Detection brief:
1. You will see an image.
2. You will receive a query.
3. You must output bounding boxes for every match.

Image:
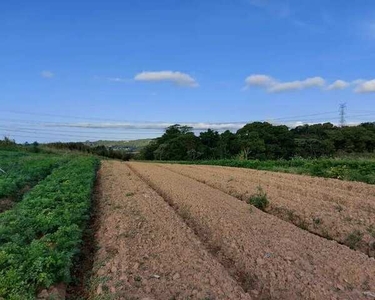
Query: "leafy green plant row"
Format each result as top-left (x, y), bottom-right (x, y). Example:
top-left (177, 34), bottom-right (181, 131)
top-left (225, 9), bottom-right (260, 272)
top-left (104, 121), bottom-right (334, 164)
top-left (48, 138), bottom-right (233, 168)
top-left (0, 156), bottom-right (99, 299)
top-left (0, 152), bottom-right (67, 199)
top-left (164, 158), bottom-right (375, 184)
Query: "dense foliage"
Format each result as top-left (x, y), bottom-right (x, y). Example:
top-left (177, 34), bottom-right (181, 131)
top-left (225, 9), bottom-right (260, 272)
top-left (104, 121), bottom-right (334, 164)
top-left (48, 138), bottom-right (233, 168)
top-left (170, 157), bottom-right (375, 184)
top-left (0, 156), bottom-right (99, 299)
top-left (0, 150), bottom-right (66, 199)
top-left (140, 122), bottom-right (375, 161)
top-left (84, 138), bottom-right (152, 150)
top-left (47, 142), bottom-right (134, 160)
top-left (0, 137), bottom-right (40, 153)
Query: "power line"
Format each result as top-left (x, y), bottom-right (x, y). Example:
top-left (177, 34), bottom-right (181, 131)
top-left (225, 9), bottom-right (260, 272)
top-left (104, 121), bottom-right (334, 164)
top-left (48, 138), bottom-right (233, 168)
top-left (0, 109), bottom-right (348, 125)
top-left (0, 128), bottom-right (154, 140)
top-left (270, 111), bottom-right (338, 121)
top-left (1, 133), bottom-right (142, 142)
top-left (0, 126), bottom-right (162, 135)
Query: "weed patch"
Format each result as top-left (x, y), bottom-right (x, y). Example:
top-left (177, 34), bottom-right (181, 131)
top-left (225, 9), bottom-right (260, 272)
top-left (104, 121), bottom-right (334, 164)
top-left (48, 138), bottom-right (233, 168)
top-left (344, 230), bottom-right (363, 249)
top-left (248, 186), bottom-right (269, 211)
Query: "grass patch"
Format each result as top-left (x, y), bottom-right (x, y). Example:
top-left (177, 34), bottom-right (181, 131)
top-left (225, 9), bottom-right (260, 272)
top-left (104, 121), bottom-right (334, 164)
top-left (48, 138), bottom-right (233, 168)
top-left (367, 225), bottom-right (375, 238)
top-left (313, 217), bottom-right (322, 225)
top-left (247, 186), bottom-right (269, 211)
top-left (344, 230), bottom-right (364, 249)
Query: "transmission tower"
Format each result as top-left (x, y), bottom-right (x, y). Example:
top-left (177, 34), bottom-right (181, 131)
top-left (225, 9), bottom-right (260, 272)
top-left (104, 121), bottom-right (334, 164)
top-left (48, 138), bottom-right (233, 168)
top-left (339, 103), bottom-right (346, 127)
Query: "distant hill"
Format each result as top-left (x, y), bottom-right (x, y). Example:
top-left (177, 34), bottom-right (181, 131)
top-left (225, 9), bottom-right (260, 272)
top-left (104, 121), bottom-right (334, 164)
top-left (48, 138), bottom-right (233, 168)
top-left (85, 139), bottom-right (153, 152)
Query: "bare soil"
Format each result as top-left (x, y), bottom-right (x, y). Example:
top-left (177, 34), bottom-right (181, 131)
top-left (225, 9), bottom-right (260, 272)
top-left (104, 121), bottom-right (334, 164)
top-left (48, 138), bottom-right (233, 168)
top-left (158, 163), bottom-right (375, 256)
top-left (90, 161), bottom-right (251, 299)
top-left (128, 162), bottom-right (375, 300)
top-left (0, 198), bottom-right (14, 213)
top-left (0, 185), bottom-right (31, 213)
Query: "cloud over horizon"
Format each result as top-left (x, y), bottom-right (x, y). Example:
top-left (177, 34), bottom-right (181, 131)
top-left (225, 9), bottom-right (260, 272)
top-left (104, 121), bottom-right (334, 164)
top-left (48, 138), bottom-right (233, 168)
top-left (245, 74), bottom-right (325, 93)
top-left (355, 79), bottom-right (375, 93)
top-left (326, 80), bottom-right (350, 90)
top-left (134, 71), bottom-right (198, 87)
top-left (245, 74), bottom-right (375, 93)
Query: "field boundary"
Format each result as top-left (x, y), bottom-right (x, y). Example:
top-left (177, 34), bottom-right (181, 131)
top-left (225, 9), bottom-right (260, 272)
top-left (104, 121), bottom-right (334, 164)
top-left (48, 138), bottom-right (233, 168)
top-left (147, 158), bottom-right (375, 185)
top-left (66, 167), bottom-right (102, 299)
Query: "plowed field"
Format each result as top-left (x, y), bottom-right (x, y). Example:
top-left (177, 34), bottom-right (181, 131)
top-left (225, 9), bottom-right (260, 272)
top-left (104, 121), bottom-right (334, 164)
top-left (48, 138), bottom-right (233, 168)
top-left (158, 163), bottom-right (375, 256)
top-left (89, 161), bottom-right (375, 300)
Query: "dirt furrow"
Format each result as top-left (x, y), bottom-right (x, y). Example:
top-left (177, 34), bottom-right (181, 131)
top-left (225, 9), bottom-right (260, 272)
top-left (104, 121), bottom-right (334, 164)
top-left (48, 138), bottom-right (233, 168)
top-left (91, 161), bottom-right (251, 300)
top-left (199, 164), bottom-right (375, 199)
top-left (129, 162), bottom-right (375, 300)
top-left (189, 165), bottom-right (375, 210)
top-left (159, 163), bottom-right (375, 256)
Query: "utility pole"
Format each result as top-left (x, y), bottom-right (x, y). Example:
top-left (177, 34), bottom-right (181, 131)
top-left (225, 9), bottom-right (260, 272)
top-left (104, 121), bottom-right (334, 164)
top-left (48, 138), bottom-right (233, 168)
top-left (339, 103), bottom-right (346, 127)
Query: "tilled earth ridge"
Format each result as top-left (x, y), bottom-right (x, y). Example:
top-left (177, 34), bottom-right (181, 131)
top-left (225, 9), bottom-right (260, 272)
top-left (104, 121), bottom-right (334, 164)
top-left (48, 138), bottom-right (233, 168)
top-left (128, 162), bottom-right (375, 300)
top-left (159, 163), bottom-right (375, 256)
top-left (91, 161), bottom-right (251, 300)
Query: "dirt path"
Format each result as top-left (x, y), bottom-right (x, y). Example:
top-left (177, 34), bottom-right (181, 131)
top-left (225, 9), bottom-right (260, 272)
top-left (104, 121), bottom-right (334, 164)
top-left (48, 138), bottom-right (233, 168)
top-left (158, 163), bottom-right (375, 256)
top-left (91, 161), bottom-right (251, 299)
top-left (129, 162), bottom-right (375, 300)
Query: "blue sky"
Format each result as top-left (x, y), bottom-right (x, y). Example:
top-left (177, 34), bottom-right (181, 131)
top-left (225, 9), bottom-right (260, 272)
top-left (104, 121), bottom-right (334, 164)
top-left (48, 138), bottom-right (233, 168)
top-left (1, 0), bottom-right (375, 142)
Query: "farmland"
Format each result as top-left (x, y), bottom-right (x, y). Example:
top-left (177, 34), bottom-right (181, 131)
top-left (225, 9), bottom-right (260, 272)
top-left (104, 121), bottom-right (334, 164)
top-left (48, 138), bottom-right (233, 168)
top-left (1, 149), bottom-right (375, 299)
top-left (169, 157), bottom-right (375, 184)
top-left (0, 149), bottom-right (98, 299)
top-left (0, 150), bottom-right (67, 212)
top-left (158, 163), bottom-right (375, 256)
top-left (87, 161), bottom-right (375, 300)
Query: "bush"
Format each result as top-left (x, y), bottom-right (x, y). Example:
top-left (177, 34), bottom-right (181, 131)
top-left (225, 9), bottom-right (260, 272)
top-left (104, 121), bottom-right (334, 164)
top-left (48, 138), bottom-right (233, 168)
top-left (248, 186), bottom-right (269, 211)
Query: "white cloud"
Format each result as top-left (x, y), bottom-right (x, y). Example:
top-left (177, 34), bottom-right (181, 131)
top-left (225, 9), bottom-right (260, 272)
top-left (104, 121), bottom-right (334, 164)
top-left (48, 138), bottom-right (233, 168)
top-left (327, 80), bottom-right (350, 90)
top-left (269, 77), bottom-right (325, 93)
top-left (134, 71), bottom-right (198, 87)
top-left (245, 74), bottom-right (275, 87)
top-left (245, 74), bottom-right (325, 93)
top-left (355, 79), bottom-right (375, 93)
top-left (41, 70), bottom-right (54, 78)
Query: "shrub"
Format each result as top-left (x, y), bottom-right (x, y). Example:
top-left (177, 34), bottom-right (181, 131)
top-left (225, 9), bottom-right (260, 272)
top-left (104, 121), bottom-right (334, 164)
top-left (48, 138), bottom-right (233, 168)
top-left (248, 186), bottom-right (269, 211)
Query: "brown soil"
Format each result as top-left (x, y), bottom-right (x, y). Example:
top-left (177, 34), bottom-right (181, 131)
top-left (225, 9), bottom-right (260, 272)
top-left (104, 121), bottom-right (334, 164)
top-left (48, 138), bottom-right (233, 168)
top-left (90, 161), bottom-right (251, 299)
top-left (158, 163), bottom-right (375, 256)
top-left (0, 185), bottom-right (31, 213)
top-left (128, 162), bottom-right (375, 300)
top-left (0, 198), bottom-right (14, 213)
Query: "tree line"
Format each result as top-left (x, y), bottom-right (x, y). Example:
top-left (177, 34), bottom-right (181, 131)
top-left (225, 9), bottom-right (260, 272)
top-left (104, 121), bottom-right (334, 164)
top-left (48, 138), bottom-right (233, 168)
top-left (140, 122), bottom-right (375, 161)
top-left (46, 142), bottom-right (134, 160)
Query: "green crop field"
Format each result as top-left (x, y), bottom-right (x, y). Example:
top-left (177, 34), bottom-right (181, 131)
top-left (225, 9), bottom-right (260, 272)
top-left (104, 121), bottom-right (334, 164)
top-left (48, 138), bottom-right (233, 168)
top-left (0, 150), bottom-right (67, 204)
top-left (0, 149), bottom-right (99, 299)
